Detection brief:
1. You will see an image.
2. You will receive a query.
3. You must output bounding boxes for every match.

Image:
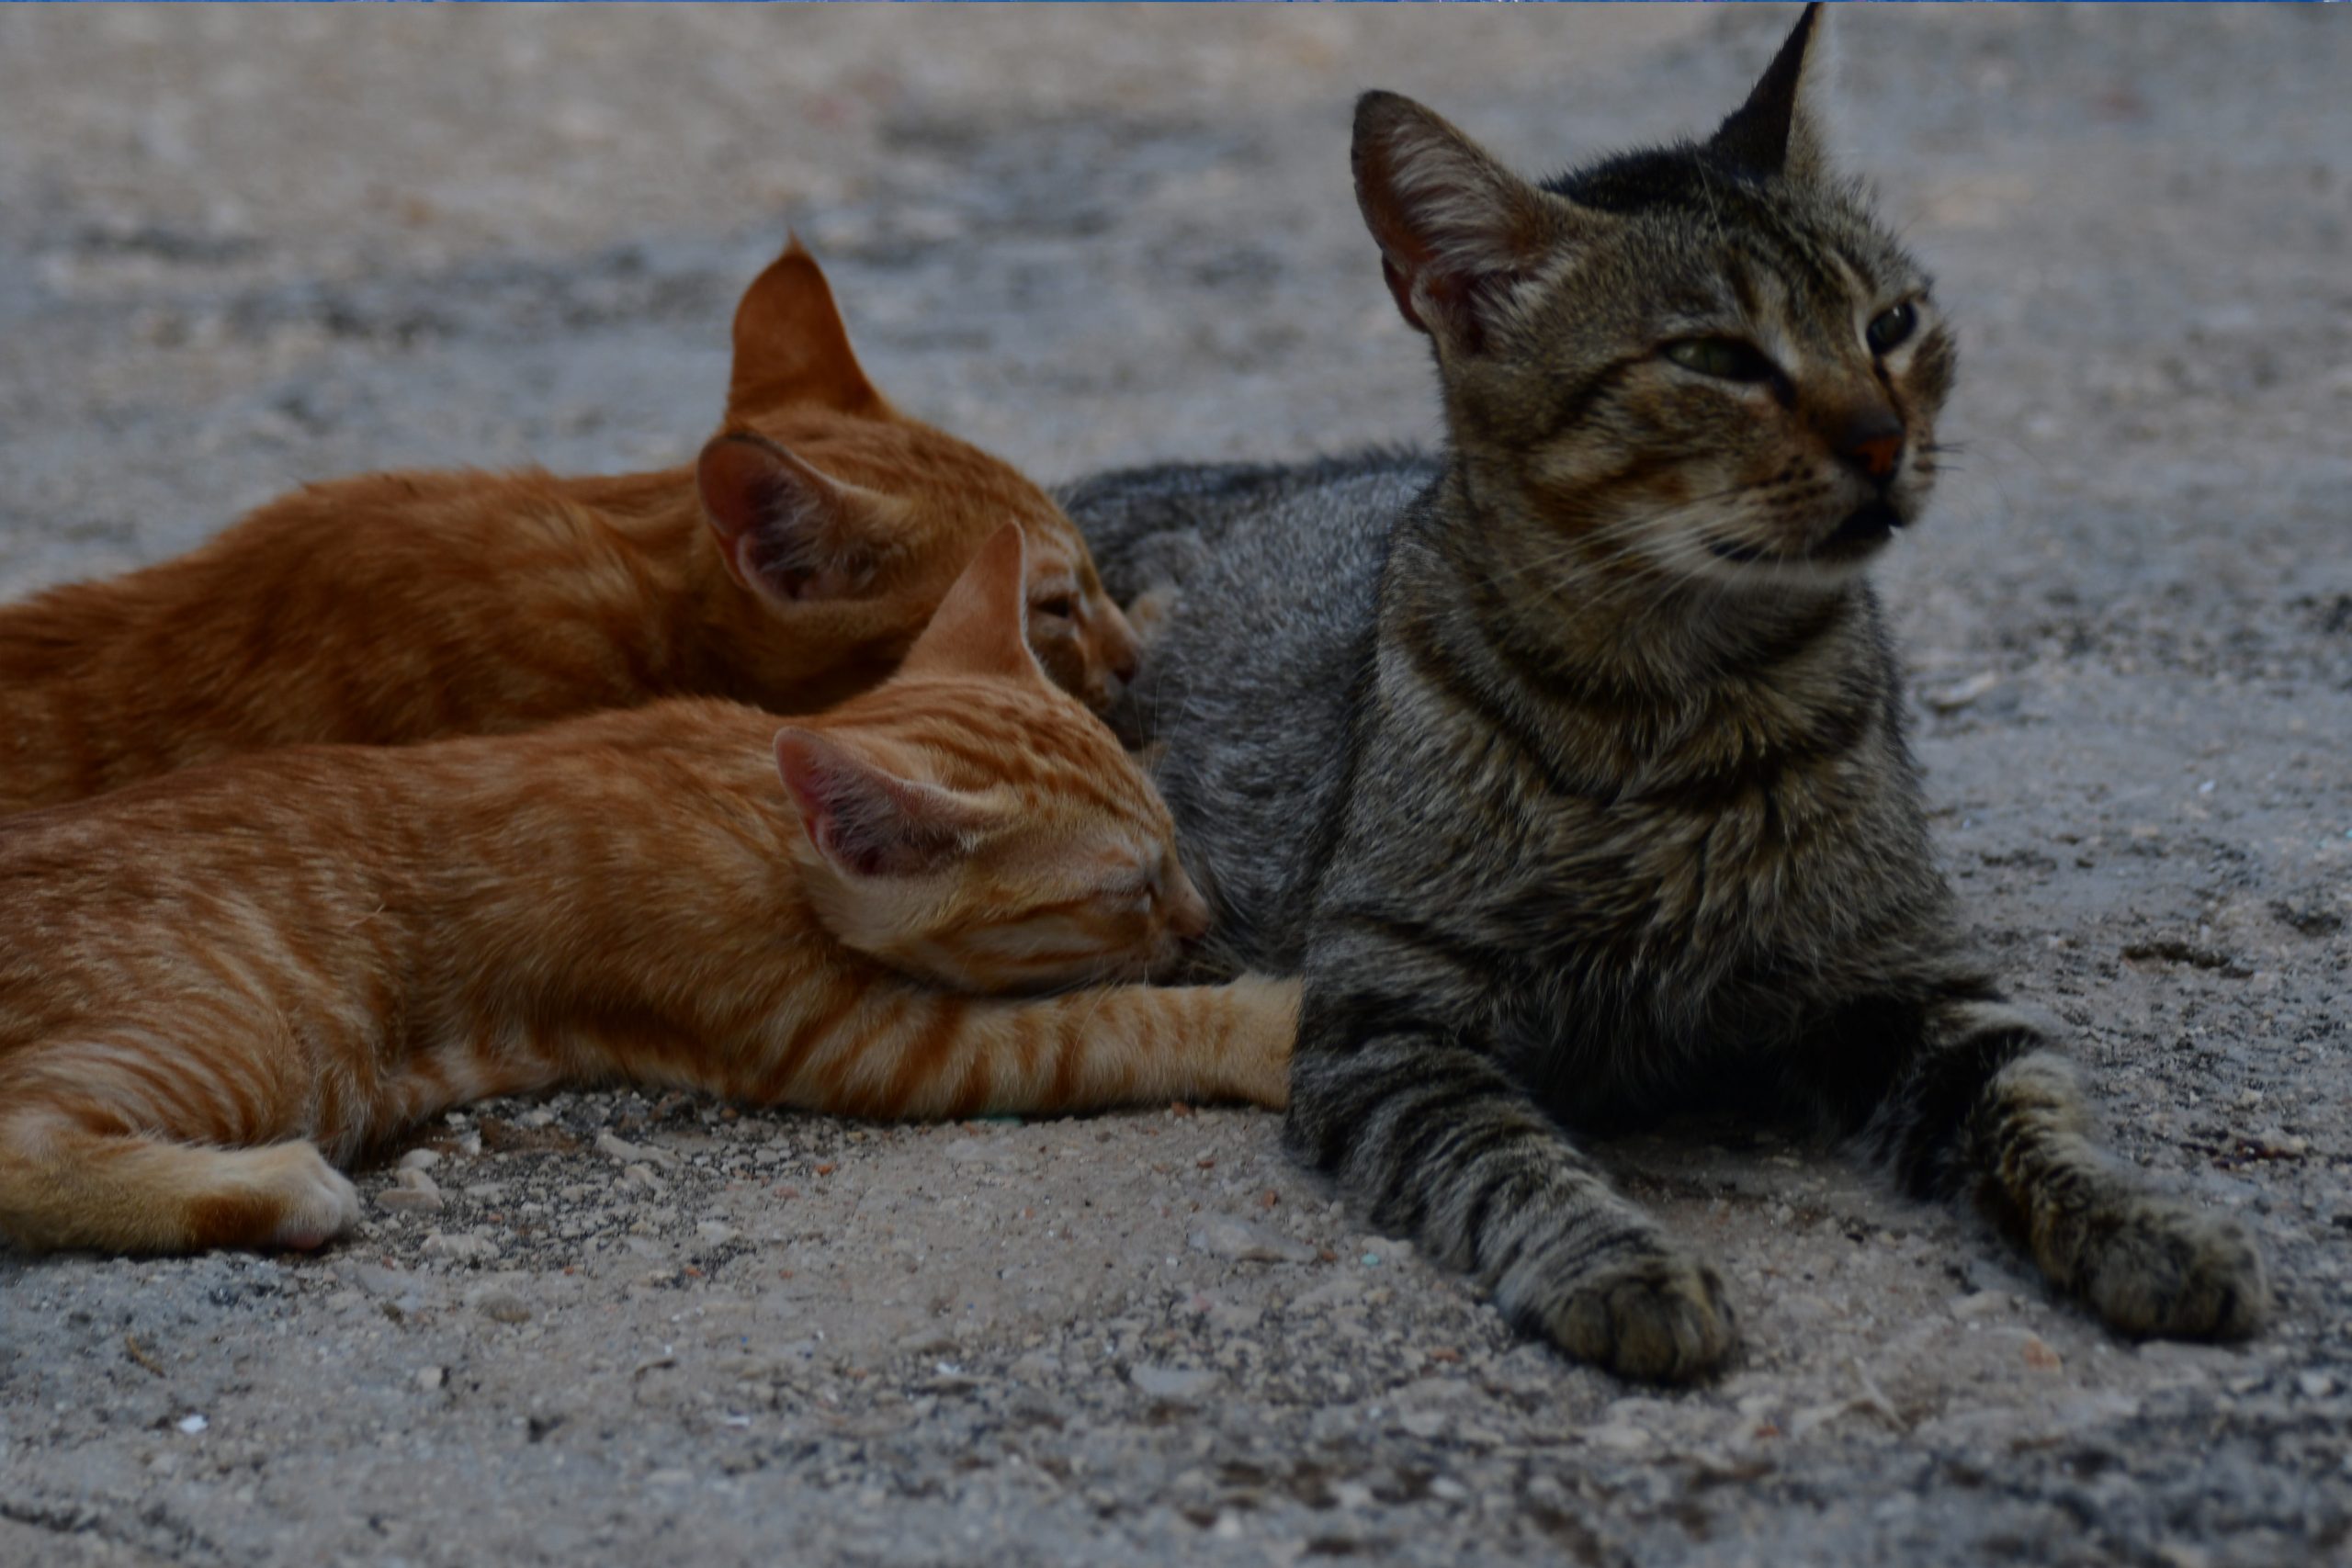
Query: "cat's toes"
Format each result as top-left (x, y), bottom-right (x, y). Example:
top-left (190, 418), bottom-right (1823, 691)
top-left (1537, 1249), bottom-right (1738, 1384)
top-left (255, 1144), bottom-right (362, 1252)
top-left (2075, 1194), bottom-right (2267, 1341)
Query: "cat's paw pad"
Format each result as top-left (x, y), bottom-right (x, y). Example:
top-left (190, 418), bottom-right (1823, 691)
top-left (1540, 1250), bottom-right (1737, 1384)
top-left (2077, 1194), bottom-right (2267, 1341)
top-left (254, 1144), bottom-right (362, 1252)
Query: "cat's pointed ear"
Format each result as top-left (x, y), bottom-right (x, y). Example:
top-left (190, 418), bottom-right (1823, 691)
top-left (896, 524), bottom-right (1041, 685)
top-left (696, 431), bottom-right (904, 604)
top-left (727, 238), bottom-right (889, 421)
top-left (1708, 3), bottom-right (1835, 184)
top-left (1353, 91), bottom-right (1583, 355)
top-left (774, 728), bottom-right (1001, 878)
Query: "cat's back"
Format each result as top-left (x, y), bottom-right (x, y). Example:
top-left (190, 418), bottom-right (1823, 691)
top-left (0, 697), bottom-right (788, 1039)
top-left (1063, 451), bottom-right (1441, 972)
top-left (1063, 449), bottom-right (1434, 606)
top-left (0, 469), bottom-right (688, 815)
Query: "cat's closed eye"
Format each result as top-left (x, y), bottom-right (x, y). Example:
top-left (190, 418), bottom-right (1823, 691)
top-left (1032, 593), bottom-right (1079, 622)
top-left (1662, 337), bottom-right (1781, 385)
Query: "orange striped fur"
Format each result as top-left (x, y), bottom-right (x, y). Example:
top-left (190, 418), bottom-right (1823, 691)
top-left (0, 242), bottom-right (1138, 816)
top-left (0, 527), bottom-right (1293, 1255)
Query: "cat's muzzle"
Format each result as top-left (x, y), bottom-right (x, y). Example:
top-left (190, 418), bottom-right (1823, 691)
top-left (1813, 498), bottom-right (1905, 561)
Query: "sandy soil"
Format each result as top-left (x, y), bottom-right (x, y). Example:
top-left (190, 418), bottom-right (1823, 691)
top-left (1, 6), bottom-right (2346, 1565)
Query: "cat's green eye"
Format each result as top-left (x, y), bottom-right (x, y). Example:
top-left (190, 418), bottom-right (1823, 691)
top-left (1663, 337), bottom-right (1779, 384)
top-left (1866, 301), bottom-right (1918, 355)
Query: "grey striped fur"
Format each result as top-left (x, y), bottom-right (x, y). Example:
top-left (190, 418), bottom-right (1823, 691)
top-left (1067, 6), bottom-right (2264, 1382)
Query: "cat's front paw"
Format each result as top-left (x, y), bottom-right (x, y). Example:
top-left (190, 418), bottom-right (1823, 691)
top-left (1224, 974), bottom-right (1300, 1111)
top-left (1536, 1249), bottom-right (1738, 1384)
top-left (254, 1143), bottom-right (363, 1252)
top-left (2072, 1192), bottom-right (2267, 1342)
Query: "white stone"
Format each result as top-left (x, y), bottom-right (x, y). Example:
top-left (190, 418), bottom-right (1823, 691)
top-left (1186, 1216), bottom-right (1316, 1264)
top-left (1128, 1364), bottom-right (1220, 1401)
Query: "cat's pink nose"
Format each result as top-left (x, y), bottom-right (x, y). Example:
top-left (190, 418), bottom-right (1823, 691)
top-left (1834, 410), bottom-right (1905, 481)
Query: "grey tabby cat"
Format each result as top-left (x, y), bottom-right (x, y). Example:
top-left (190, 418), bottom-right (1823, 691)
top-left (1066, 6), bottom-right (2266, 1382)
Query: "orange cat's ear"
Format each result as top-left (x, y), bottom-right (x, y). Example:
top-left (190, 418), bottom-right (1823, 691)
top-left (896, 524), bottom-right (1041, 685)
top-left (774, 728), bottom-right (1001, 878)
top-left (728, 239), bottom-right (888, 421)
top-left (696, 431), bottom-right (903, 604)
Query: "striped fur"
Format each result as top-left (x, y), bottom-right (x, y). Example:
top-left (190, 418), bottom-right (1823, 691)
top-left (0, 527), bottom-right (1294, 1256)
top-left (0, 242), bottom-right (1138, 817)
top-left (1069, 6), bottom-right (2262, 1382)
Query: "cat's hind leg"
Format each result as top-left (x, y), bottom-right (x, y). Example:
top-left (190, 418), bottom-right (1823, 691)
top-left (1823, 985), bottom-right (2267, 1340)
top-left (0, 1105), bottom-right (360, 1255)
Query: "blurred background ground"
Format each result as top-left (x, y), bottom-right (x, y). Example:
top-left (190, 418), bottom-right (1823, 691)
top-left (1, 6), bottom-right (2346, 1565)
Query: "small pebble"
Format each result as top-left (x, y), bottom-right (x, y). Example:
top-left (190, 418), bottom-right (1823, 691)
top-left (1186, 1216), bottom-right (1315, 1264)
top-left (423, 1231), bottom-right (497, 1262)
top-left (1129, 1364), bottom-right (1220, 1402)
top-left (2019, 1334), bottom-right (2064, 1371)
top-left (377, 1169), bottom-right (444, 1214)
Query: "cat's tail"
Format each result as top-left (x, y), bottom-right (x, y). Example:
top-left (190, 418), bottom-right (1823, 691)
top-left (739, 973), bottom-right (1302, 1119)
top-left (0, 1105), bottom-right (360, 1255)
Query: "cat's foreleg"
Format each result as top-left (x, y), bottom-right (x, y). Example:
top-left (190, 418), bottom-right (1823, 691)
top-left (746, 974), bottom-right (1298, 1119)
top-left (1286, 999), bottom-right (1735, 1383)
top-left (1842, 985), bottom-right (2267, 1340)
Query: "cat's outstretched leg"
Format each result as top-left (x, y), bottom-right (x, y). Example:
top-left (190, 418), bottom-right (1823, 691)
top-left (0, 1107), bottom-right (360, 1255)
top-left (737, 974), bottom-right (1300, 1120)
top-left (1288, 1021), bottom-right (1735, 1385)
top-left (1832, 984), bottom-right (2267, 1340)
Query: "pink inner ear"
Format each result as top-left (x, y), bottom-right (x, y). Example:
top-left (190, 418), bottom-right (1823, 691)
top-left (698, 435), bottom-right (865, 604)
top-left (775, 728), bottom-right (968, 879)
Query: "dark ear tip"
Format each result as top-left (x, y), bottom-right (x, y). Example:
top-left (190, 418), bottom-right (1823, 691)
top-left (1352, 89), bottom-right (1419, 141)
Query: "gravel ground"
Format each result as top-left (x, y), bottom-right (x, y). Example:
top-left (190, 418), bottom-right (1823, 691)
top-left (2, 7), bottom-right (2347, 1566)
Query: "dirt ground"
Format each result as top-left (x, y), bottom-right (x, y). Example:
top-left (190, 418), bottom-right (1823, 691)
top-left (1, 6), bottom-right (2346, 1566)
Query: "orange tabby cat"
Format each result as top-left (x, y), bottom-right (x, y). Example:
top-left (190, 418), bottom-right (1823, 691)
top-left (0, 241), bottom-right (1139, 816)
top-left (0, 525), bottom-right (1294, 1256)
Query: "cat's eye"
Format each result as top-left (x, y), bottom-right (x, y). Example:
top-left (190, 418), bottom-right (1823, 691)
top-left (1032, 594), bottom-right (1077, 621)
top-left (1662, 337), bottom-right (1780, 384)
top-left (1865, 301), bottom-right (1918, 355)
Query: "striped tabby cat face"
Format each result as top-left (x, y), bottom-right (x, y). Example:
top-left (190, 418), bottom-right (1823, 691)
top-left (1355, 6), bottom-right (1954, 599)
top-left (775, 525), bottom-right (1208, 993)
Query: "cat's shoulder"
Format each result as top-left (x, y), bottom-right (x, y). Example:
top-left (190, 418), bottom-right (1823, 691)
top-left (1065, 446), bottom-right (1442, 602)
top-left (1061, 446), bottom-right (1438, 521)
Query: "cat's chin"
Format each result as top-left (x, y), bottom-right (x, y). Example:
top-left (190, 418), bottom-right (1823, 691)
top-left (1692, 502), bottom-right (1905, 592)
top-left (1812, 500), bottom-right (1905, 561)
